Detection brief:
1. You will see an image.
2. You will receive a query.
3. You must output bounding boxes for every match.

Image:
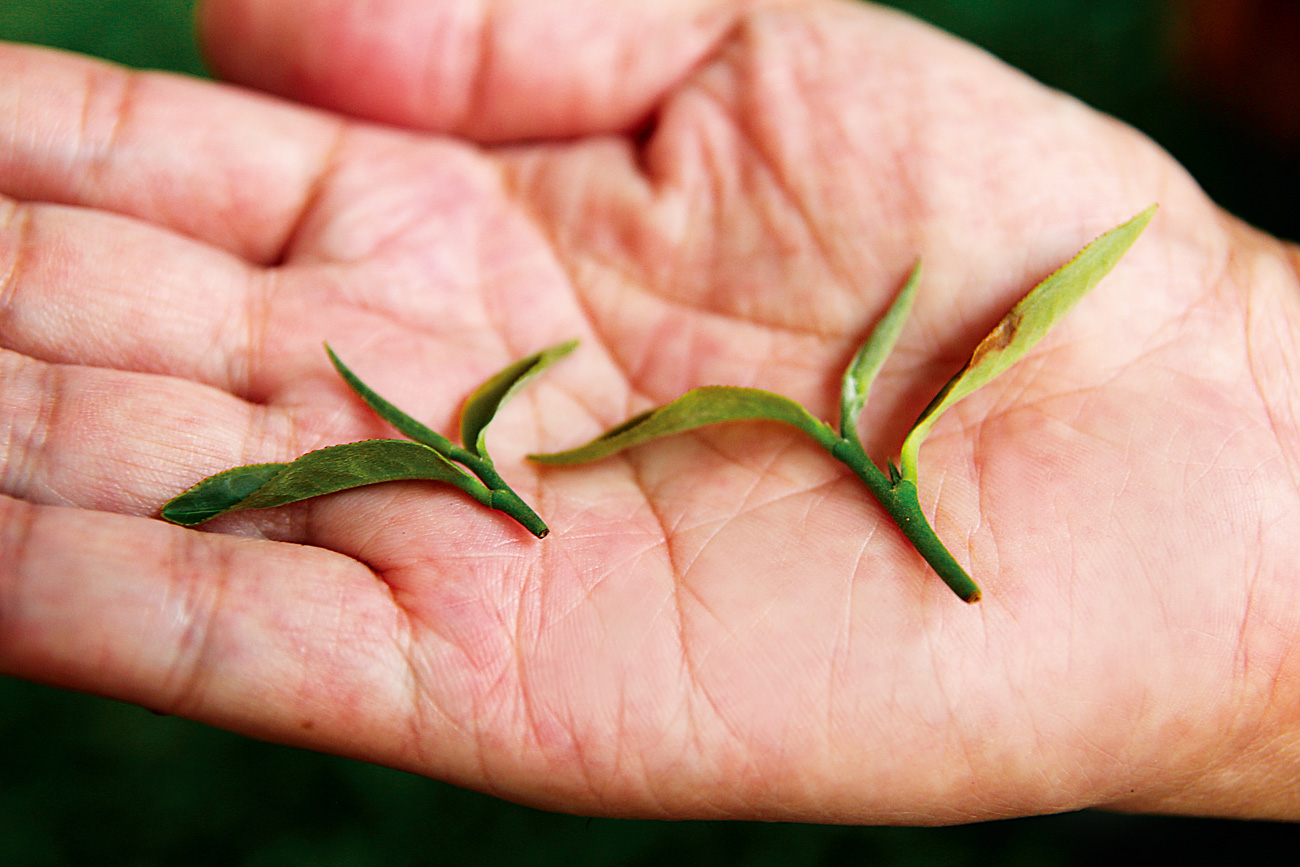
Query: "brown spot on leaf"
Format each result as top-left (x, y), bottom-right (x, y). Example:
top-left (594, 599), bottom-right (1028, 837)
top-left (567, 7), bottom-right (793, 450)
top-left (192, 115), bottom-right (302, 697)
top-left (971, 308), bottom-right (1023, 364)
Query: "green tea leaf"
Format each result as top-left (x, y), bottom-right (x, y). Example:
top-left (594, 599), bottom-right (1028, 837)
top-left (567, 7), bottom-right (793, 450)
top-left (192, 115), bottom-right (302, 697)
top-left (325, 345), bottom-right (457, 455)
top-left (840, 261), bottom-right (920, 444)
top-left (460, 339), bottom-right (578, 458)
top-left (530, 386), bottom-right (837, 465)
top-left (161, 440), bottom-right (484, 526)
top-left (161, 462), bottom-right (289, 526)
top-left (898, 205), bottom-right (1155, 480)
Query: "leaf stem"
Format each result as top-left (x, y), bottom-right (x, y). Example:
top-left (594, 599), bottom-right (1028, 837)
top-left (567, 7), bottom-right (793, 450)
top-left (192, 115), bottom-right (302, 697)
top-left (829, 437), bottom-right (982, 603)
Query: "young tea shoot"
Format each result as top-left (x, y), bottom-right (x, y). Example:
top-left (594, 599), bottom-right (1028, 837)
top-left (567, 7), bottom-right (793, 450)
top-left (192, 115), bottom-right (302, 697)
top-left (531, 207), bottom-right (1157, 602)
top-left (160, 341), bottom-right (576, 537)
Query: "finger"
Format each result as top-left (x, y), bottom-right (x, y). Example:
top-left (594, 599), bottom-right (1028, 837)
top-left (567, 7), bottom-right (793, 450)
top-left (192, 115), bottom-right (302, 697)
top-left (0, 161), bottom-right (586, 397)
top-left (0, 42), bottom-right (340, 264)
top-left (0, 348), bottom-right (300, 519)
top-left (200, 0), bottom-right (748, 141)
top-left (0, 196), bottom-right (263, 387)
top-left (0, 193), bottom-right (354, 398)
top-left (0, 496), bottom-right (426, 771)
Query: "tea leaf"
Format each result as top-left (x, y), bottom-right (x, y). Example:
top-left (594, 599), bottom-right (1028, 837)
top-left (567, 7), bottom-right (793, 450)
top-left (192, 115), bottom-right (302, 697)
top-left (161, 462), bottom-right (289, 526)
top-left (898, 205), bottom-right (1155, 480)
top-left (325, 345), bottom-right (455, 454)
top-left (530, 386), bottom-right (838, 465)
top-left (162, 439), bottom-right (485, 526)
top-left (168, 345), bottom-right (566, 537)
top-left (840, 261), bottom-right (920, 444)
top-left (461, 339), bottom-right (578, 458)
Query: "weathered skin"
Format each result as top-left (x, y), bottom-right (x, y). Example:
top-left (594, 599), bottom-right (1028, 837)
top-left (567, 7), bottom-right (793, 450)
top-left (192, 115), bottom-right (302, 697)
top-left (3, 0), bottom-right (1300, 823)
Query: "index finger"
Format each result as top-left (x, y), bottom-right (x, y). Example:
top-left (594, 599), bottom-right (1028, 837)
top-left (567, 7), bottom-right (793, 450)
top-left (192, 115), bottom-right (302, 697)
top-left (0, 42), bottom-right (341, 264)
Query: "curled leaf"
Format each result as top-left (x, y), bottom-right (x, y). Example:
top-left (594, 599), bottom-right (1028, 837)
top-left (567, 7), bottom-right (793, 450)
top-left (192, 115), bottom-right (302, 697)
top-left (161, 462), bottom-right (289, 526)
top-left (898, 205), bottom-right (1156, 480)
top-left (161, 439), bottom-right (484, 526)
top-left (530, 386), bottom-right (837, 465)
top-left (461, 339), bottom-right (578, 458)
top-left (840, 261), bottom-right (921, 444)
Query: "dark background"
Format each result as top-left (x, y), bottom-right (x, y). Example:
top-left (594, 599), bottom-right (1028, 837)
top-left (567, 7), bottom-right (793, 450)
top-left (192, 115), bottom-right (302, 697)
top-left (2, 1), bottom-right (1298, 864)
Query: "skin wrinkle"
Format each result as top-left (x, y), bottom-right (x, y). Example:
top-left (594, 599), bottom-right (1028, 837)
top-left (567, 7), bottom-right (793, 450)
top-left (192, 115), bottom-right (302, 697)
top-left (696, 432), bottom-right (820, 514)
top-left (62, 62), bottom-right (300, 265)
top-left (724, 41), bottom-right (860, 339)
top-left (1253, 594), bottom-right (1297, 733)
top-left (475, 169), bottom-right (574, 386)
top-left (612, 89), bottom-right (853, 341)
top-left (0, 198), bottom-right (32, 328)
top-left (19, 362), bottom-right (68, 504)
top-left (496, 157), bottom-right (649, 410)
top-left (5, 201), bottom-right (264, 389)
top-left (154, 529), bottom-right (230, 720)
top-left (648, 465), bottom-right (833, 543)
top-left (513, 533), bottom-right (590, 783)
top-left (77, 61), bottom-right (137, 206)
top-left (558, 700), bottom-right (605, 808)
top-left (1242, 240), bottom-right (1300, 495)
top-left (631, 471), bottom-right (738, 765)
top-left (461, 608), bottom-right (535, 800)
top-left (240, 265), bottom-right (280, 405)
top-left (507, 116), bottom-right (850, 426)
top-left (0, 352), bottom-right (30, 495)
top-left (720, 114), bottom-right (852, 336)
top-left (393, 612), bottom-right (457, 775)
top-left (0, 497), bottom-right (39, 655)
top-left (269, 119), bottom-right (351, 268)
top-left (460, 0), bottom-right (493, 137)
top-left (674, 516), bottom-right (827, 805)
top-left (823, 533), bottom-right (866, 773)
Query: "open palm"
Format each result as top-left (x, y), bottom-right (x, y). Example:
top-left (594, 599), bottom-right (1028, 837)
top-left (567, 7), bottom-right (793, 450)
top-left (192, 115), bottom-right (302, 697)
top-left (4, 0), bottom-right (1300, 822)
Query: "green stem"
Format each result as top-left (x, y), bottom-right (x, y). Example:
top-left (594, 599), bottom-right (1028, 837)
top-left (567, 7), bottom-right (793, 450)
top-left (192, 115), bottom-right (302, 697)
top-left (488, 488), bottom-right (550, 538)
top-left (829, 438), bottom-right (982, 603)
top-left (878, 479), bottom-right (981, 603)
top-left (443, 448), bottom-right (545, 538)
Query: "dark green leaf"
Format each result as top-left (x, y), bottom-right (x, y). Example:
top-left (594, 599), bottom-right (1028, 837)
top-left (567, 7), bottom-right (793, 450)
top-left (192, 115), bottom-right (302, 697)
top-left (460, 339), bottom-right (578, 458)
top-left (530, 386), bottom-right (837, 465)
top-left (325, 345), bottom-right (456, 454)
top-left (161, 440), bottom-right (484, 526)
top-left (161, 462), bottom-right (288, 526)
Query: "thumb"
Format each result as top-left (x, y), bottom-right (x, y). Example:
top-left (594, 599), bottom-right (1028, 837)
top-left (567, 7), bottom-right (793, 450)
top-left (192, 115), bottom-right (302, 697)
top-left (199, 0), bottom-right (751, 141)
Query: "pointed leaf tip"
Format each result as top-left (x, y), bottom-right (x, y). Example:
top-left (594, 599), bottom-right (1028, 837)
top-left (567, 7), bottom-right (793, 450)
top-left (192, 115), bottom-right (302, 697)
top-left (461, 339), bottom-right (579, 458)
top-left (160, 462), bottom-right (289, 526)
top-left (898, 205), bottom-right (1155, 480)
top-left (840, 260), bottom-right (921, 443)
top-left (326, 344), bottom-right (455, 453)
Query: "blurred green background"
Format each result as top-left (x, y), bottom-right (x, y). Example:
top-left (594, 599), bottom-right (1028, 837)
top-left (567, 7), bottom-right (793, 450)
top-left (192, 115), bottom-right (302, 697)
top-left (3, 0), bottom-right (1298, 864)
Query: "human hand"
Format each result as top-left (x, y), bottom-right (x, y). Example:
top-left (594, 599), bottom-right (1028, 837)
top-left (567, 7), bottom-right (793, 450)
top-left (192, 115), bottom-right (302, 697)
top-left (3, 0), bottom-right (1299, 823)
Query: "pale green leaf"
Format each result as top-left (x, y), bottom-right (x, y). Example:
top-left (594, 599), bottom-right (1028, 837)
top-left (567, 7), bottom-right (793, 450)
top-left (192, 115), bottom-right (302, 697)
top-left (530, 386), bottom-right (837, 465)
top-left (840, 261), bottom-right (921, 443)
top-left (461, 339), bottom-right (578, 458)
top-left (898, 205), bottom-right (1155, 480)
